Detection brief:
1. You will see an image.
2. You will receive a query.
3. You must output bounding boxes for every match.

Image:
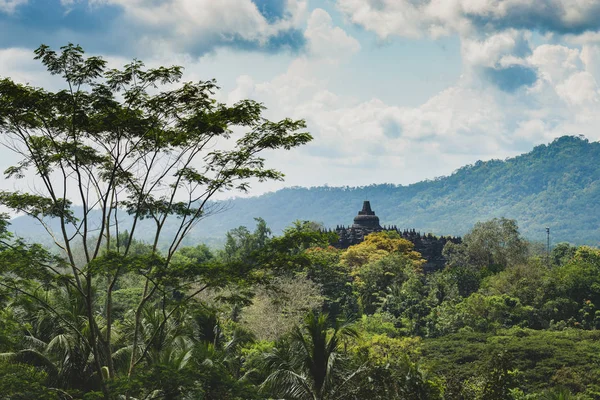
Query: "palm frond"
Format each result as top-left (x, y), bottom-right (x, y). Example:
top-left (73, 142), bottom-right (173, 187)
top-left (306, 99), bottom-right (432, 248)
top-left (2, 349), bottom-right (59, 376)
top-left (22, 334), bottom-right (49, 351)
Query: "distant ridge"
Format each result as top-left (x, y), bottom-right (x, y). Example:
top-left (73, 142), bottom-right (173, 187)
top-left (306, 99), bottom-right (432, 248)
top-left (9, 135), bottom-right (600, 247)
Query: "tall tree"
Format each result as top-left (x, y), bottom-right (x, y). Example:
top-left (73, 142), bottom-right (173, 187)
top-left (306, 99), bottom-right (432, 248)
top-left (444, 218), bottom-right (528, 271)
top-left (0, 43), bottom-right (311, 398)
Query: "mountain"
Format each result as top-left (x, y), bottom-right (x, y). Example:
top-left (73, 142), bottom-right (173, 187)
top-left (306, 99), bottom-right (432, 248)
top-left (8, 135), bottom-right (600, 247)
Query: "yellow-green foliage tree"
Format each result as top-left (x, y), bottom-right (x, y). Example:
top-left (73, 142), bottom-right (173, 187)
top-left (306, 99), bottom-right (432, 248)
top-left (341, 231), bottom-right (422, 270)
top-left (340, 231), bottom-right (425, 315)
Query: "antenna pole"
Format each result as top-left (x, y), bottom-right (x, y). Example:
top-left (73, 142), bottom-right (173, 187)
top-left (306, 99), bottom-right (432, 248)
top-left (546, 227), bottom-right (550, 266)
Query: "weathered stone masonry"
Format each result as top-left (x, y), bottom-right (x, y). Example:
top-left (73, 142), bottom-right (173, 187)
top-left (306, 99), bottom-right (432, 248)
top-left (324, 201), bottom-right (461, 271)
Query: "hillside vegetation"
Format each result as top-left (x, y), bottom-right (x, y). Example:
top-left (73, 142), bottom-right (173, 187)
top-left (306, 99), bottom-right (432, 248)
top-left (9, 135), bottom-right (600, 247)
top-left (219, 135), bottom-right (600, 245)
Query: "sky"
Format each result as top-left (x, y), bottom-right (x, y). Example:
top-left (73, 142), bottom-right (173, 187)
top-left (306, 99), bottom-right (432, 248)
top-left (2, 0), bottom-right (600, 197)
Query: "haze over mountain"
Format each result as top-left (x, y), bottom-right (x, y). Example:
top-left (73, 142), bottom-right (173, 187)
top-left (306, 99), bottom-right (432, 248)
top-left (8, 135), bottom-right (600, 247)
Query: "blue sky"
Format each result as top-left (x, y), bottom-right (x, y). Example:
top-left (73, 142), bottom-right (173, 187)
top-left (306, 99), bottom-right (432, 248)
top-left (2, 0), bottom-right (600, 196)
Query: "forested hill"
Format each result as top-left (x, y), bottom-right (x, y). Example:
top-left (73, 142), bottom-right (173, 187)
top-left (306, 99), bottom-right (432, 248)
top-left (190, 135), bottom-right (600, 245)
top-left (9, 135), bottom-right (600, 246)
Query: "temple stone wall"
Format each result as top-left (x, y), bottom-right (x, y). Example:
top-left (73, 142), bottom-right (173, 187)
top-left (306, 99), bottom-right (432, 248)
top-left (326, 201), bottom-right (461, 271)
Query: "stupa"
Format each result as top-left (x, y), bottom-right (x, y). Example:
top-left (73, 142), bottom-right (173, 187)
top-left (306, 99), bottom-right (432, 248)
top-left (329, 201), bottom-right (461, 271)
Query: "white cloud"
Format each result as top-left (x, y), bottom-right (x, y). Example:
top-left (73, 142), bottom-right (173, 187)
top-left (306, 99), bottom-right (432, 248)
top-left (305, 8), bottom-right (360, 60)
top-left (555, 71), bottom-right (599, 105)
top-left (461, 30), bottom-right (530, 69)
top-left (529, 44), bottom-right (581, 83)
top-left (222, 9), bottom-right (600, 192)
top-left (330, 0), bottom-right (600, 169)
top-left (3, 2), bottom-right (600, 196)
top-left (227, 62), bottom-right (518, 188)
top-left (97, 0), bottom-right (308, 54)
top-left (227, 8), bottom-right (360, 106)
top-left (0, 48), bottom-right (51, 85)
top-left (513, 119), bottom-right (548, 141)
top-left (337, 0), bottom-right (600, 40)
top-left (336, 0), bottom-right (428, 39)
top-left (581, 44), bottom-right (600, 82)
top-left (0, 0), bottom-right (27, 14)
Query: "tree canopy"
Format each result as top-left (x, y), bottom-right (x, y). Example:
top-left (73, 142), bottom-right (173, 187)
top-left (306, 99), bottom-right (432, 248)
top-left (0, 43), bottom-right (311, 398)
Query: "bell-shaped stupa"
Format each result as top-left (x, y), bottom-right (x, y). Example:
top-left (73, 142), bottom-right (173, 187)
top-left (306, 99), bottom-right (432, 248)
top-left (352, 201), bottom-right (382, 230)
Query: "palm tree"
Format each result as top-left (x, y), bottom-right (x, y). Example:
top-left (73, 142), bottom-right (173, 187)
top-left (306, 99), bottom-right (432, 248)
top-left (0, 286), bottom-right (101, 394)
top-left (261, 311), bottom-right (362, 400)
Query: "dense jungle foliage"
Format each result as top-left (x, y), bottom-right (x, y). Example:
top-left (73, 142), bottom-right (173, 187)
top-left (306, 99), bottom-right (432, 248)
top-left (2, 216), bottom-right (600, 399)
top-left (2, 44), bottom-right (600, 399)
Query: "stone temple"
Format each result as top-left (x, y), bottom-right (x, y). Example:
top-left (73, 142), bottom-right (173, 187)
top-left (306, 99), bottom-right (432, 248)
top-left (327, 201), bottom-right (461, 271)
